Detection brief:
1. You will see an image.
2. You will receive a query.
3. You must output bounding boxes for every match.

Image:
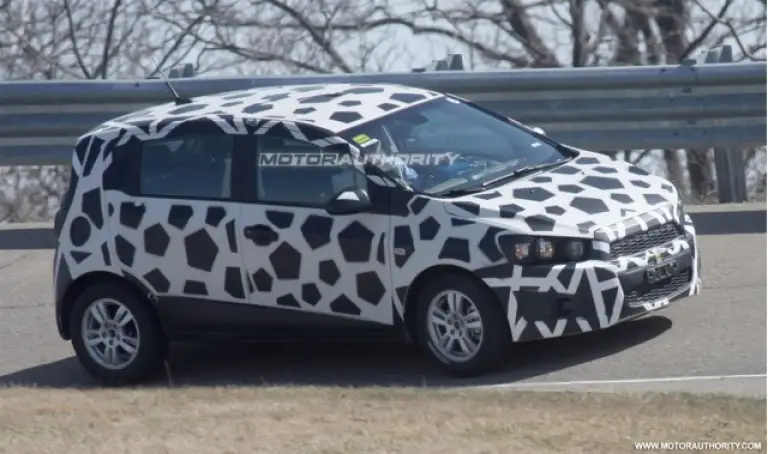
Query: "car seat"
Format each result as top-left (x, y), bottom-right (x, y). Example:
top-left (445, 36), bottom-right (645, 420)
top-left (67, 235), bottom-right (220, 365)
top-left (259, 166), bottom-right (337, 205)
top-left (257, 137), bottom-right (338, 205)
top-left (141, 143), bottom-right (176, 194)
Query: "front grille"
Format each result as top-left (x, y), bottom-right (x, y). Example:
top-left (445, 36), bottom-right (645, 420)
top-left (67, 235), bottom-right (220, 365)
top-left (625, 270), bottom-right (692, 308)
top-left (610, 222), bottom-right (683, 259)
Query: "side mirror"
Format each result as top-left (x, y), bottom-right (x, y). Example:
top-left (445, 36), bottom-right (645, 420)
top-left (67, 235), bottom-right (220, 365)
top-left (325, 188), bottom-right (372, 215)
top-left (531, 126), bottom-right (546, 135)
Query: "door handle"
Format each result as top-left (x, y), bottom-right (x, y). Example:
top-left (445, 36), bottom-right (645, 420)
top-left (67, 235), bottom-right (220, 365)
top-left (244, 224), bottom-right (278, 246)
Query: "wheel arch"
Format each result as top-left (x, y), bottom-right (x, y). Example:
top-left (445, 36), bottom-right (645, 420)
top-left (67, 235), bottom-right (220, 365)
top-left (402, 264), bottom-right (501, 344)
top-left (58, 270), bottom-right (159, 340)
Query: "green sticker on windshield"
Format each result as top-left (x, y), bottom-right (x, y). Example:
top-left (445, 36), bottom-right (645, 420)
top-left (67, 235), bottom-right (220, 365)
top-left (352, 134), bottom-right (372, 144)
top-left (352, 133), bottom-right (380, 149)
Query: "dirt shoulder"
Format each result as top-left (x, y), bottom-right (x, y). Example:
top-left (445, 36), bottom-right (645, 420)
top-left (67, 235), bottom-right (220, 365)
top-left (0, 387), bottom-right (764, 454)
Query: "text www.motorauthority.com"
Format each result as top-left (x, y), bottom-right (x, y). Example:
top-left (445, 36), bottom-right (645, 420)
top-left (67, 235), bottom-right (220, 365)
top-left (634, 441), bottom-right (763, 451)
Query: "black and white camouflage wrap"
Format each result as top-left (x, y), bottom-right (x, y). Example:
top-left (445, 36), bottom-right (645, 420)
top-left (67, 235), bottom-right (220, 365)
top-left (54, 83), bottom-right (702, 343)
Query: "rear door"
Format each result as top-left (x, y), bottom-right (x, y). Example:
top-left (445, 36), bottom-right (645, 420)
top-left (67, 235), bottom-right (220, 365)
top-left (103, 120), bottom-right (249, 307)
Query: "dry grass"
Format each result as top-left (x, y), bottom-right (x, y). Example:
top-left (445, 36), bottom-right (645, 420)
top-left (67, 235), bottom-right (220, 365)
top-left (0, 386), bottom-right (765, 454)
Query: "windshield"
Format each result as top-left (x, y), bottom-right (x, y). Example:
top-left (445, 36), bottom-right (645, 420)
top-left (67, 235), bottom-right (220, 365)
top-left (338, 96), bottom-right (572, 195)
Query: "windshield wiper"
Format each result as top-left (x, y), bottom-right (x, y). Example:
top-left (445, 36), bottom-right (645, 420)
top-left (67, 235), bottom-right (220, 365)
top-left (431, 186), bottom-right (487, 197)
top-left (481, 159), bottom-right (570, 188)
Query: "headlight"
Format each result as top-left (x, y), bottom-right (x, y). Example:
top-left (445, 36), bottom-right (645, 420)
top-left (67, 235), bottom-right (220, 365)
top-left (500, 235), bottom-right (589, 264)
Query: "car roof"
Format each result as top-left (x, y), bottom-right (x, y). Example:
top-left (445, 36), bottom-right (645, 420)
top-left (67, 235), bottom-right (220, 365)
top-left (111, 83), bottom-right (445, 134)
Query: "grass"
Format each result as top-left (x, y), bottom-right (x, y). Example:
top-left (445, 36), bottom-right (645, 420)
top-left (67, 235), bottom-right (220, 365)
top-left (0, 387), bottom-right (764, 454)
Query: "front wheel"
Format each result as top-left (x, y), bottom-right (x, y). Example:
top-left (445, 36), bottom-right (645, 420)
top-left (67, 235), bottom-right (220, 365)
top-left (416, 274), bottom-right (510, 377)
top-left (69, 282), bottom-right (167, 386)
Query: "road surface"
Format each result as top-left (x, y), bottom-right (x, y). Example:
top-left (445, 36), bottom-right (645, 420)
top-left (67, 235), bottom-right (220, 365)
top-left (0, 204), bottom-right (765, 396)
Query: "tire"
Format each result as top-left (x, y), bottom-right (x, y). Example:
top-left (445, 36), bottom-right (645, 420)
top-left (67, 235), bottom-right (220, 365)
top-left (69, 282), bottom-right (167, 386)
top-left (416, 273), bottom-right (510, 377)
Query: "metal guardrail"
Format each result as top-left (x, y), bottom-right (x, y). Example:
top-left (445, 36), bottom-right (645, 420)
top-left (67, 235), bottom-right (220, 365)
top-left (0, 46), bottom-right (764, 202)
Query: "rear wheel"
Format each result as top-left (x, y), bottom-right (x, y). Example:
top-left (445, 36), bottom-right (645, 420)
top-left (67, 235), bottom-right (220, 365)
top-left (416, 274), bottom-right (510, 377)
top-left (69, 282), bottom-right (167, 386)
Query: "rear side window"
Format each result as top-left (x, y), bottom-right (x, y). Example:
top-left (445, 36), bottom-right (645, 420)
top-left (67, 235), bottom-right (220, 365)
top-left (139, 134), bottom-right (234, 199)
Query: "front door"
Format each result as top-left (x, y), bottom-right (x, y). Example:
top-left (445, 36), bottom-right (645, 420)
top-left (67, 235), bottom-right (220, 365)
top-left (237, 133), bottom-right (395, 329)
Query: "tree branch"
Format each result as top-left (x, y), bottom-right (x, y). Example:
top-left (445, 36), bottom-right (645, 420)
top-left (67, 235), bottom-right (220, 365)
top-left (261, 0), bottom-right (354, 73)
top-left (680, 0), bottom-right (735, 60)
top-left (97, 0), bottom-right (124, 79)
top-left (690, 0), bottom-right (763, 60)
top-left (62, 0), bottom-right (92, 78)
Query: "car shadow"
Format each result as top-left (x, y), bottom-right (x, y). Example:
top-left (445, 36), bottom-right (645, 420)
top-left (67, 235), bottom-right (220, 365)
top-left (0, 315), bottom-right (672, 389)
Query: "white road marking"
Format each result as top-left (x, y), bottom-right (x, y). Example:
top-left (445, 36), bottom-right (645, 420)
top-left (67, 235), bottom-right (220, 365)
top-left (474, 374), bottom-right (766, 389)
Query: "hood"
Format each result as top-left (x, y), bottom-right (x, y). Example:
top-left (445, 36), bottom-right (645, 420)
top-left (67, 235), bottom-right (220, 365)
top-left (442, 150), bottom-right (680, 238)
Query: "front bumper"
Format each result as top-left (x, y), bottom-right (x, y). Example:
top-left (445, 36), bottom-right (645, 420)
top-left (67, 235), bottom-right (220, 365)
top-left (482, 214), bottom-right (702, 342)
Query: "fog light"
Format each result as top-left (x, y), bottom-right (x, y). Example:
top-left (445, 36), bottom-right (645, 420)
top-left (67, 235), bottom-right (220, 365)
top-left (559, 298), bottom-right (576, 317)
top-left (564, 240), bottom-right (585, 261)
top-left (536, 239), bottom-right (555, 259)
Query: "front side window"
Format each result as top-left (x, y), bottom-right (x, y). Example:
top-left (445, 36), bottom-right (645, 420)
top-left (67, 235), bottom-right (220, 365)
top-left (338, 97), bottom-right (572, 194)
top-left (255, 136), bottom-right (366, 207)
top-left (139, 134), bottom-right (234, 199)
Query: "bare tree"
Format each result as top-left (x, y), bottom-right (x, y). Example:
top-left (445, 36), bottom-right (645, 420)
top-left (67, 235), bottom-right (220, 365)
top-left (0, 0), bottom-right (213, 222)
top-left (0, 0), bottom-right (219, 80)
top-left (151, 0), bottom-right (410, 75)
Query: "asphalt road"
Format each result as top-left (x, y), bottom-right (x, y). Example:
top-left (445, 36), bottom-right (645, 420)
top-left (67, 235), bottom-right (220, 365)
top-left (0, 204), bottom-right (765, 396)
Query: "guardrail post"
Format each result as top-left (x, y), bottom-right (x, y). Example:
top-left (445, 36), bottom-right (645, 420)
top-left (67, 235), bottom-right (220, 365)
top-left (167, 63), bottom-right (196, 79)
top-left (412, 54), bottom-right (466, 72)
top-left (708, 46), bottom-right (748, 203)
